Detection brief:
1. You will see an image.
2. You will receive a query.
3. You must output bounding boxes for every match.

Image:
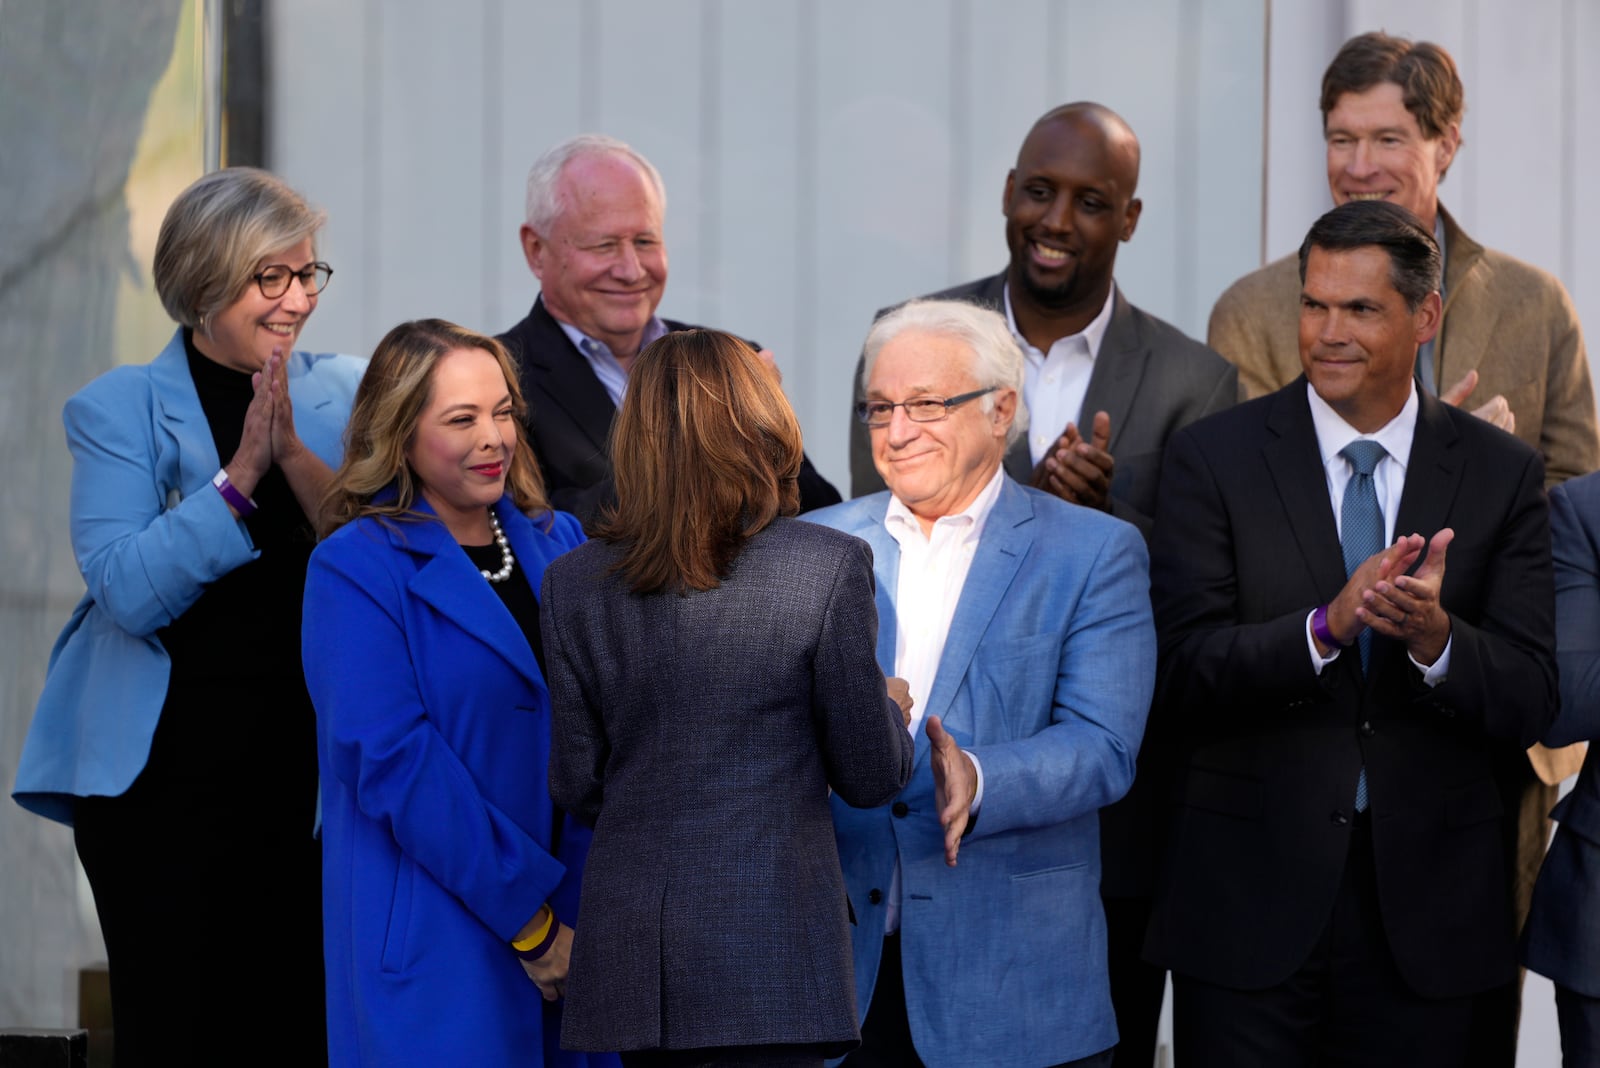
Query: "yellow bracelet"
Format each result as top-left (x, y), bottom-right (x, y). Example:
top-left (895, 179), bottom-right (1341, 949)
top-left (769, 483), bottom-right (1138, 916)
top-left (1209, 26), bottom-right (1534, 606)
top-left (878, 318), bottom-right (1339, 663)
top-left (511, 905), bottom-right (554, 951)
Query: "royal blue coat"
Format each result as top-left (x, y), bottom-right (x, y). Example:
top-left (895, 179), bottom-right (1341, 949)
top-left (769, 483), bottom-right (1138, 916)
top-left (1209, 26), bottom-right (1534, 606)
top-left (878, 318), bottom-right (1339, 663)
top-left (303, 496), bottom-right (615, 1068)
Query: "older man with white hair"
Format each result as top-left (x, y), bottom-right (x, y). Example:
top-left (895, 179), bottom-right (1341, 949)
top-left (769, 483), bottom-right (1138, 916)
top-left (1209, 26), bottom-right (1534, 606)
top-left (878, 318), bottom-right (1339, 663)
top-left (806, 299), bottom-right (1155, 1068)
top-left (498, 133), bottom-right (838, 527)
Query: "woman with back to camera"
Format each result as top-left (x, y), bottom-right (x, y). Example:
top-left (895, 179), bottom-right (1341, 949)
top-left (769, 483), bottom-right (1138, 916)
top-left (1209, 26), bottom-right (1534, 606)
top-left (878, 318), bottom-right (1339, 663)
top-left (13, 167), bottom-right (359, 1065)
top-left (542, 329), bottom-right (916, 1068)
top-left (302, 318), bottom-right (615, 1068)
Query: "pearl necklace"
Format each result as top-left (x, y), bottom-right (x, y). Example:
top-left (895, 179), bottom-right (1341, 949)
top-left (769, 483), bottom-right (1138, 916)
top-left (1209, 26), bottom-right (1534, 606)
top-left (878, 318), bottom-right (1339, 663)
top-left (480, 509), bottom-right (515, 583)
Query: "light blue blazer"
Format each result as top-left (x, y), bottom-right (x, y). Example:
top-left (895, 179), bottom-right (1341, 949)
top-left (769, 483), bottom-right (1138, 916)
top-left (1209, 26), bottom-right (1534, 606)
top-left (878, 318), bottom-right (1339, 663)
top-left (304, 497), bottom-right (611, 1068)
top-left (13, 328), bottom-right (364, 824)
top-left (806, 476), bottom-right (1156, 1067)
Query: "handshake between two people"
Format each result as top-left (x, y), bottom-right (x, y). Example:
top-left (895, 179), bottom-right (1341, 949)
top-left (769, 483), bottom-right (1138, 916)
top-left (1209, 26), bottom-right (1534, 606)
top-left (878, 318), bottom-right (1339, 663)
top-left (884, 676), bottom-right (977, 872)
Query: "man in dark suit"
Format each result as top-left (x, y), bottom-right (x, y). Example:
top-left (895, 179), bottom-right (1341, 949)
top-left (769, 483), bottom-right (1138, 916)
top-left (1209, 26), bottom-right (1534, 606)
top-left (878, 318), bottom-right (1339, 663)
top-left (848, 101), bottom-right (1235, 1068)
top-left (498, 134), bottom-right (839, 527)
top-left (1147, 199), bottom-right (1556, 1065)
top-left (1523, 470), bottom-right (1600, 1065)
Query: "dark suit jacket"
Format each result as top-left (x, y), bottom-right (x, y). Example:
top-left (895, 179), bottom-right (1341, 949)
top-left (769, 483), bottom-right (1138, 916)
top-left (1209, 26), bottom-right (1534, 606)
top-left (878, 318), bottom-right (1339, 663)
top-left (541, 519), bottom-right (913, 1054)
top-left (499, 298), bottom-right (841, 529)
top-left (1146, 381), bottom-right (1556, 999)
top-left (847, 273), bottom-right (1238, 540)
top-left (1524, 471), bottom-right (1600, 996)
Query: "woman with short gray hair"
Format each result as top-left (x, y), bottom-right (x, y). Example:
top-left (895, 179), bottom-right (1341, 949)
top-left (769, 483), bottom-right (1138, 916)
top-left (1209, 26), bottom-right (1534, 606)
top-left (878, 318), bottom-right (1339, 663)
top-left (14, 166), bottom-right (364, 1066)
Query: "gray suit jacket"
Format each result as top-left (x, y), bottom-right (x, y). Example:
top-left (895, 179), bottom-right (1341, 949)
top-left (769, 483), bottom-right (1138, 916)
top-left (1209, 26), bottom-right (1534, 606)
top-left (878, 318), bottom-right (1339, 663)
top-left (542, 519), bottom-right (913, 1054)
top-left (848, 273), bottom-right (1237, 539)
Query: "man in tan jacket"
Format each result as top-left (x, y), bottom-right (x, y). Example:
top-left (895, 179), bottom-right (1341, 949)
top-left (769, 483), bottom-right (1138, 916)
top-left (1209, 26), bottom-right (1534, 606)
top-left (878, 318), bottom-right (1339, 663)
top-left (1209, 32), bottom-right (1598, 488)
top-left (1208, 32), bottom-right (1598, 1065)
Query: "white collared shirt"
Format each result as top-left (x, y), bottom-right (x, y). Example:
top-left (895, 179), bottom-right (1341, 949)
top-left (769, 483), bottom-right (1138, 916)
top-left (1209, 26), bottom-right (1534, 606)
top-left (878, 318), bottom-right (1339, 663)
top-left (1003, 282), bottom-right (1116, 464)
top-left (1303, 382), bottom-right (1450, 682)
top-left (879, 464), bottom-right (1004, 932)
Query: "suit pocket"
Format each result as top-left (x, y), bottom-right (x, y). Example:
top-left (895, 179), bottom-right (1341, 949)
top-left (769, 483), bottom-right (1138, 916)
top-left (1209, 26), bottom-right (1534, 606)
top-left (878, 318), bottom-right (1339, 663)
top-left (1181, 766), bottom-right (1262, 820)
top-left (1010, 860), bottom-right (1090, 883)
top-left (380, 856), bottom-right (415, 974)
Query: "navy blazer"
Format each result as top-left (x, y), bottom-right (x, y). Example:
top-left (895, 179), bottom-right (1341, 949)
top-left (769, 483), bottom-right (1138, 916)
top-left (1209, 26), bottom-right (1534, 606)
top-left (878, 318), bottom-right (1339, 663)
top-left (1148, 382), bottom-right (1556, 999)
top-left (807, 478), bottom-right (1156, 1066)
top-left (1524, 472), bottom-right (1600, 996)
top-left (543, 519), bottom-right (913, 1054)
top-left (304, 498), bottom-right (612, 1068)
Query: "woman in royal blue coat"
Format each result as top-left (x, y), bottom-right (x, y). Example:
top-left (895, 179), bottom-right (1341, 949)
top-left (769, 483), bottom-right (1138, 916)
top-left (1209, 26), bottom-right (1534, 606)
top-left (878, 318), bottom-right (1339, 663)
top-left (302, 318), bottom-right (613, 1067)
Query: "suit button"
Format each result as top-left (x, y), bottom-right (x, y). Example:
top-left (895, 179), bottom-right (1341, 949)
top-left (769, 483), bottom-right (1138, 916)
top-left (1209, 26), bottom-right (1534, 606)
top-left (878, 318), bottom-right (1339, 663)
top-left (1360, 721), bottom-right (1375, 737)
top-left (868, 889), bottom-right (883, 905)
top-left (892, 802), bottom-right (909, 818)
top-left (1330, 810), bottom-right (1349, 826)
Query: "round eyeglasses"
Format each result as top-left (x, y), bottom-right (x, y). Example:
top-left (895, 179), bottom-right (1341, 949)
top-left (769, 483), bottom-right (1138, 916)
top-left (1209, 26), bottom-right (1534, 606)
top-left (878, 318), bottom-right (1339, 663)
top-left (253, 262), bottom-right (334, 299)
top-left (854, 387), bottom-right (997, 427)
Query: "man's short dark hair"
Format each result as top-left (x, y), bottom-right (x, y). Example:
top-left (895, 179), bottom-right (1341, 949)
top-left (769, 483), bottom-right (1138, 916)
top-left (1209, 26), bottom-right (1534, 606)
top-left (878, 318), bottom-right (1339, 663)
top-left (1321, 32), bottom-right (1465, 143)
top-left (1298, 200), bottom-right (1442, 311)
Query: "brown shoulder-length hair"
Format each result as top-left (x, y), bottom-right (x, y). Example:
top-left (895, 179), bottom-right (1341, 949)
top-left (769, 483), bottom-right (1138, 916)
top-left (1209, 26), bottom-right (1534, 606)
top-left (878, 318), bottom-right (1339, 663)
top-left (598, 329), bottom-right (803, 593)
top-left (319, 318), bottom-right (549, 537)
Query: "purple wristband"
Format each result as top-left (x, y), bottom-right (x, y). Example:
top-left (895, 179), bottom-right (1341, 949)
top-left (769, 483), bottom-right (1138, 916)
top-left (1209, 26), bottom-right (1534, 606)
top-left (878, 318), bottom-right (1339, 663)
top-left (515, 916), bottom-right (561, 962)
top-left (1311, 604), bottom-right (1345, 649)
top-left (212, 468), bottom-right (258, 517)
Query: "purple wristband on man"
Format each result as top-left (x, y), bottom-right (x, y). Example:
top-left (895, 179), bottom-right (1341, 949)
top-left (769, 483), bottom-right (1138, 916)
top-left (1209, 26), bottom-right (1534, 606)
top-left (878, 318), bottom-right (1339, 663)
top-left (1311, 604), bottom-right (1345, 649)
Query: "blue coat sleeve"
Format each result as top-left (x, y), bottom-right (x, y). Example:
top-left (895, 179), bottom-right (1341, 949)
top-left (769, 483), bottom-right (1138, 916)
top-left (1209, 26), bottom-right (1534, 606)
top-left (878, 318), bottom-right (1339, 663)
top-left (65, 377), bottom-right (255, 636)
top-left (968, 519), bottom-right (1156, 838)
top-left (304, 530), bottom-right (567, 940)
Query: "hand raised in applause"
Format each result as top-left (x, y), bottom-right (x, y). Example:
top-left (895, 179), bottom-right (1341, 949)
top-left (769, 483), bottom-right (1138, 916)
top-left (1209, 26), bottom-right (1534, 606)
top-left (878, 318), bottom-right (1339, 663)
top-left (264, 350), bottom-right (308, 465)
top-left (1359, 527), bottom-right (1454, 667)
top-left (1030, 410), bottom-right (1114, 511)
top-left (886, 676), bottom-right (914, 729)
top-left (1441, 370), bottom-right (1515, 434)
top-left (924, 715), bottom-right (976, 867)
top-left (1315, 534), bottom-right (1427, 656)
top-left (223, 358), bottom-right (276, 507)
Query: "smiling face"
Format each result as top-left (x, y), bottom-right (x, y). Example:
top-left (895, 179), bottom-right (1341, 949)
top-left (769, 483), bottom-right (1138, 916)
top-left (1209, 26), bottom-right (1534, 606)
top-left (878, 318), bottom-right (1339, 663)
top-left (521, 152), bottom-right (667, 363)
top-left (193, 237), bottom-right (318, 373)
top-left (1324, 82), bottom-right (1459, 233)
top-left (868, 330), bottom-right (1015, 532)
top-left (1003, 110), bottom-right (1141, 322)
top-left (1299, 244), bottom-right (1441, 432)
top-left (406, 347), bottom-right (518, 543)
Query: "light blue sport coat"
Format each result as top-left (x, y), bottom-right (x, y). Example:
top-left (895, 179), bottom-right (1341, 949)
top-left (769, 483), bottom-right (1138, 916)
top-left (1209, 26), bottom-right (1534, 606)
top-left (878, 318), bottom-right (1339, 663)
top-left (13, 328), bottom-right (364, 824)
top-left (805, 475), bottom-right (1156, 1067)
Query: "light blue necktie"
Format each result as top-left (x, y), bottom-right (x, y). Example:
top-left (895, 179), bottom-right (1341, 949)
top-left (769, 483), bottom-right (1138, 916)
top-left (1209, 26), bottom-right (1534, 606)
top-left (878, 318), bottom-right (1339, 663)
top-left (1340, 440), bottom-right (1386, 813)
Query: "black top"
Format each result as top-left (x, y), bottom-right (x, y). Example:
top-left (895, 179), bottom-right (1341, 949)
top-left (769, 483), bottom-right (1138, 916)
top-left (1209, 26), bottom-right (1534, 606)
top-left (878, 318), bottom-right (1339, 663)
top-left (463, 540), bottom-right (545, 675)
top-left (137, 332), bottom-right (319, 805)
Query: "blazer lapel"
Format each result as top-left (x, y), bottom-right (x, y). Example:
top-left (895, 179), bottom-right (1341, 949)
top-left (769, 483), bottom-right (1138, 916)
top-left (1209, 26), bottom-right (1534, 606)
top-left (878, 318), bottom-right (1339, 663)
top-left (1434, 206), bottom-right (1492, 393)
top-left (837, 499), bottom-right (902, 672)
top-left (1079, 288), bottom-right (1147, 454)
top-left (916, 478), bottom-right (1032, 759)
top-left (148, 330), bottom-right (224, 496)
top-left (1262, 381), bottom-right (1349, 605)
top-left (1393, 392), bottom-right (1463, 547)
top-left (525, 297), bottom-right (618, 454)
top-left (397, 498), bottom-right (546, 693)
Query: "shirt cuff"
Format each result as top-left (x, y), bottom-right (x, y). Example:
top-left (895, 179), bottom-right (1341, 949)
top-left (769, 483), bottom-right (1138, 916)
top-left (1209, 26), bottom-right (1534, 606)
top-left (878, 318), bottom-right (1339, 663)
top-left (1411, 634), bottom-right (1452, 686)
top-left (1306, 610), bottom-right (1342, 674)
top-left (964, 749), bottom-right (984, 816)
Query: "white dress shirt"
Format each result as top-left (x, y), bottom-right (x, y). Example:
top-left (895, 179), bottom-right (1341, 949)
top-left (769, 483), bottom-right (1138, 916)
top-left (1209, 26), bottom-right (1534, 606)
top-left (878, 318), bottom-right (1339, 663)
top-left (879, 464), bottom-right (1004, 931)
top-left (1003, 283), bottom-right (1116, 464)
top-left (1303, 382), bottom-right (1451, 683)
